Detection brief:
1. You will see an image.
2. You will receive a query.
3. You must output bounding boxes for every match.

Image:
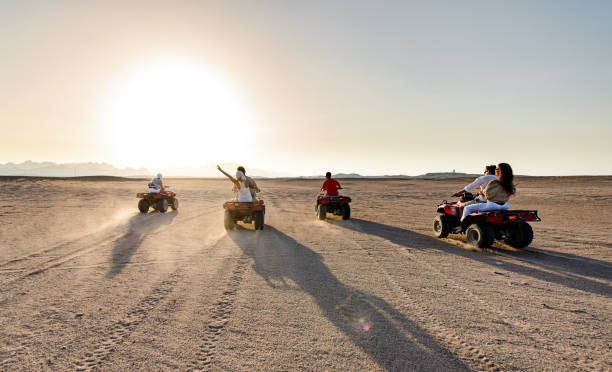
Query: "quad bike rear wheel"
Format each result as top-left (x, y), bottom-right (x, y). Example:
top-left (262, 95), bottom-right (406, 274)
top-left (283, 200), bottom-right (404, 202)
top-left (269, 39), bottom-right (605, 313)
top-left (342, 204), bottom-right (351, 220)
top-left (504, 221), bottom-right (534, 249)
top-left (433, 214), bottom-right (450, 238)
top-left (224, 209), bottom-right (236, 230)
top-left (157, 199), bottom-right (168, 213)
top-left (254, 210), bottom-right (264, 230)
top-left (317, 204), bottom-right (326, 220)
top-left (466, 223), bottom-right (495, 248)
top-left (138, 199), bottom-right (149, 213)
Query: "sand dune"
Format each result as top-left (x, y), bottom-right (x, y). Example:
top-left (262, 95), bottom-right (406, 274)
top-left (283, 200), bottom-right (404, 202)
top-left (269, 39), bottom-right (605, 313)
top-left (0, 177), bottom-right (610, 371)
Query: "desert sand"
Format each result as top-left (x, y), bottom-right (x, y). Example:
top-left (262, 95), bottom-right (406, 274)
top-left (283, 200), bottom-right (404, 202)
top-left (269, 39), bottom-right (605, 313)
top-left (0, 176), bottom-right (610, 371)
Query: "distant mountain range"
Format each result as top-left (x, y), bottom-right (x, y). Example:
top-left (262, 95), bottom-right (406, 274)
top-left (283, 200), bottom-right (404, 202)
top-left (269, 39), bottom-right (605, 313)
top-left (0, 161), bottom-right (479, 179)
top-left (0, 161), bottom-right (288, 178)
top-left (0, 161), bottom-right (149, 178)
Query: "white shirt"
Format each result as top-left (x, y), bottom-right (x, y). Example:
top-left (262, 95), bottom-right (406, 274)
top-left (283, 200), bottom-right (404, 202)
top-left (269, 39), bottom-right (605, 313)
top-left (150, 177), bottom-right (164, 189)
top-left (236, 179), bottom-right (253, 202)
top-left (464, 175), bottom-right (497, 193)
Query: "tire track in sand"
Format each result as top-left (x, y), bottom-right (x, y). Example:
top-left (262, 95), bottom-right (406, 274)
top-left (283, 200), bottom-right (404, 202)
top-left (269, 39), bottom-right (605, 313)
top-left (0, 231), bottom-right (127, 288)
top-left (0, 211), bottom-right (208, 291)
top-left (0, 231), bottom-right (113, 269)
top-left (188, 254), bottom-right (249, 371)
top-left (444, 235), bottom-right (611, 284)
top-left (439, 237), bottom-right (609, 371)
top-left (0, 216), bottom-right (221, 370)
top-left (74, 275), bottom-right (179, 371)
top-left (326, 222), bottom-right (607, 372)
top-left (70, 223), bottom-right (227, 372)
top-left (318, 221), bottom-right (503, 372)
top-left (187, 230), bottom-right (259, 371)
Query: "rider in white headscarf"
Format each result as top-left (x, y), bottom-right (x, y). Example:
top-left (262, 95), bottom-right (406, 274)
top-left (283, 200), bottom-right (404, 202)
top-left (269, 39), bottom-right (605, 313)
top-left (237, 165), bottom-right (260, 200)
top-left (217, 165), bottom-right (253, 203)
top-left (149, 173), bottom-right (165, 193)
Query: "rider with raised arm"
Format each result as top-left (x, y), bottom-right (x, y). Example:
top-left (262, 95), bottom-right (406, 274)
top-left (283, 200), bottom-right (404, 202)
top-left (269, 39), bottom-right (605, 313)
top-left (217, 165), bottom-right (253, 203)
top-left (321, 172), bottom-right (342, 197)
top-left (237, 166), bottom-right (260, 200)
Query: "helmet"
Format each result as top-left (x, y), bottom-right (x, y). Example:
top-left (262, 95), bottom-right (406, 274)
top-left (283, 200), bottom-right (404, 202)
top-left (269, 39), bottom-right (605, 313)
top-left (156, 173), bottom-right (163, 179)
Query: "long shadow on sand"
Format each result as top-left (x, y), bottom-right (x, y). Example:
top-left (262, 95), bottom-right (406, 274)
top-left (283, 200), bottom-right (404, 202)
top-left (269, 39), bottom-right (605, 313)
top-left (106, 211), bottom-right (177, 278)
top-left (329, 219), bottom-right (611, 298)
top-left (228, 226), bottom-right (470, 371)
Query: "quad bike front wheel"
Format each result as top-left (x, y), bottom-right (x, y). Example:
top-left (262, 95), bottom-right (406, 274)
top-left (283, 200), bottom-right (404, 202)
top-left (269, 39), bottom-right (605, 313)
top-left (138, 199), bottom-right (149, 213)
top-left (433, 214), bottom-right (450, 238)
top-left (466, 223), bottom-right (495, 248)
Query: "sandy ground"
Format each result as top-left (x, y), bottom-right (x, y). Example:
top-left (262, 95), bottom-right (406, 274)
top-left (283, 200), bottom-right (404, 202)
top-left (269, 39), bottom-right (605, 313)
top-left (0, 176), bottom-right (610, 371)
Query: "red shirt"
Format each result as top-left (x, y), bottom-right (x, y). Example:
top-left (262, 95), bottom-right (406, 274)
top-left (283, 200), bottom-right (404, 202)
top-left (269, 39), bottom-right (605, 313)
top-left (321, 178), bottom-right (341, 196)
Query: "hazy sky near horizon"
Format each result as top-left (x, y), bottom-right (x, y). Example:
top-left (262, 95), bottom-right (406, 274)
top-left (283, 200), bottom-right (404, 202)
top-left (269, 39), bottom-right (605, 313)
top-left (1, 0), bottom-right (611, 176)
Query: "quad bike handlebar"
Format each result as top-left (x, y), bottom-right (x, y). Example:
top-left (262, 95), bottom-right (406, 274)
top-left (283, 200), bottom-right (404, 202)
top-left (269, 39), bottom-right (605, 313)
top-left (441, 191), bottom-right (475, 206)
top-left (461, 192), bottom-right (475, 202)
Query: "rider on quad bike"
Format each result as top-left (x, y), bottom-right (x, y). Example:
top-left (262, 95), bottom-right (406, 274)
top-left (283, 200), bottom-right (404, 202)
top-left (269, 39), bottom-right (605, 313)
top-left (453, 164), bottom-right (497, 205)
top-left (137, 173), bottom-right (178, 213)
top-left (321, 172), bottom-right (342, 197)
top-left (217, 165), bottom-right (265, 230)
top-left (217, 165), bottom-right (258, 203)
top-left (433, 163), bottom-right (540, 248)
top-left (237, 166), bottom-right (261, 200)
top-left (316, 172), bottom-right (351, 220)
top-left (459, 163), bottom-right (514, 226)
top-left (149, 173), bottom-right (165, 193)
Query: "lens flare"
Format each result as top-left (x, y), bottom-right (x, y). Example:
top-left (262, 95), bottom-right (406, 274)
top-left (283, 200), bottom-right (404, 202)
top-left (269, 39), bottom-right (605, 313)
top-left (359, 317), bottom-right (371, 332)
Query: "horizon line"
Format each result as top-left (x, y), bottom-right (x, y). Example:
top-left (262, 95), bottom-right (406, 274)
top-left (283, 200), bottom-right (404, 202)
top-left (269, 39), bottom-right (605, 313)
top-left (1, 160), bottom-right (611, 177)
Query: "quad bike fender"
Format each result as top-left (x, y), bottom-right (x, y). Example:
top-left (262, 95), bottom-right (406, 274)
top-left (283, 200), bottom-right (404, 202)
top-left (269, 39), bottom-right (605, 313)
top-left (439, 204), bottom-right (459, 216)
top-left (318, 196), bottom-right (351, 205)
top-left (223, 201), bottom-right (264, 212)
top-left (137, 191), bottom-right (176, 199)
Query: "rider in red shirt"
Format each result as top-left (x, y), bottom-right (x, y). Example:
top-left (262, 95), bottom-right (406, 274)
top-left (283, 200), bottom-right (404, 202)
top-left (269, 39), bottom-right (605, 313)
top-left (321, 172), bottom-right (342, 196)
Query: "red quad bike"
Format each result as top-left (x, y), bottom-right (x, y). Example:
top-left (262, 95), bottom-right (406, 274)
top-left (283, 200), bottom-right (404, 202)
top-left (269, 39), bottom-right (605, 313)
top-left (433, 193), bottom-right (541, 248)
top-left (223, 199), bottom-right (265, 230)
top-left (137, 191), bottom-right (179, 213)
top-left (315, 194), bottom-right (352, 220)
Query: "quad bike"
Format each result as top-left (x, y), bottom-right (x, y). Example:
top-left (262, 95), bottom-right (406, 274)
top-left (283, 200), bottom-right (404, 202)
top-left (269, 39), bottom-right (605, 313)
top-left (223, 199), bottom-right (265, 230)
top-left (315, 194), bottom-right (352, 220)
top-left (433, 192), bottom-right (541, 248)
top-left (137, 189), bottom-right (179, 213)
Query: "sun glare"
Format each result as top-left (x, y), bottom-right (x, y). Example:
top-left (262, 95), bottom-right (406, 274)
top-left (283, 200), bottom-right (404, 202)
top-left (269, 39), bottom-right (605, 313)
top-left (106, 59), bottom-right (255, 169)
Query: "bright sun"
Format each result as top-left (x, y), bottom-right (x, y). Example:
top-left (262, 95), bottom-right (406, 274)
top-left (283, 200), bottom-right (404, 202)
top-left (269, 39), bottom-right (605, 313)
top-left (106, 59), bottom-right (255, 169)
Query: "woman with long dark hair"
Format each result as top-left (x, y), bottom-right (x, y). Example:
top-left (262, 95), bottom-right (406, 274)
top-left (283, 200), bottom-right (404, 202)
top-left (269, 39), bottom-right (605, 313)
top-left (496, 163), bottom-right (515, 196)
top-left (461, 163), bottom-right (515, 221)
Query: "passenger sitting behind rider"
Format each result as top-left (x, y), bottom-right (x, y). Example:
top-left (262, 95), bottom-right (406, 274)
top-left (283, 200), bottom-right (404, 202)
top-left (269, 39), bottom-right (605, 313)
top-left (148, 173), bottom-right (165, 193)
top-left (321, 172), bottom-right (342, 197)
top-left (460, 163), bottom-right (515, 223)
top-left (217, 165), bottom-right (255, 203)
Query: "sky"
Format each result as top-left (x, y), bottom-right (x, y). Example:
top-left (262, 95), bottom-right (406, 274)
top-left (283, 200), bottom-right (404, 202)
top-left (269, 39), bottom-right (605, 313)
top-left (1, 0), bottom-right (611, 176)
